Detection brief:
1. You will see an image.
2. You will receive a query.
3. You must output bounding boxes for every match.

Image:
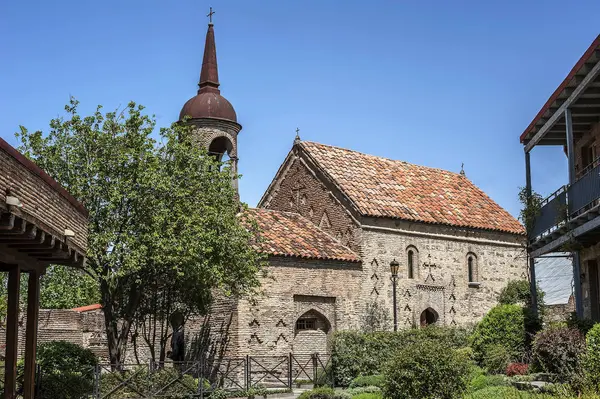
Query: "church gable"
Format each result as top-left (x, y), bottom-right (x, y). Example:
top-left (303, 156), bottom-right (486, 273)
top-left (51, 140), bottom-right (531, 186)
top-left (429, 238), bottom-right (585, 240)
top-left (258, 146), bottom-right (361, 252)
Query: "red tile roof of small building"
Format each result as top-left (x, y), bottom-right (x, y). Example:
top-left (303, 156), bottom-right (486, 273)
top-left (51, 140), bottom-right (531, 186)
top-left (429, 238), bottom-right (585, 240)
top-left (247, 208), bottom-right (360, 262)
top-left (299, 141), bottom-right (524, 235)
top-left (71, 304), bottom-right (102, 312)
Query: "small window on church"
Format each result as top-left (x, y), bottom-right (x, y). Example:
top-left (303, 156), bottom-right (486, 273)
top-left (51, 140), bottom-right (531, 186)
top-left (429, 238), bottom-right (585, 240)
top-left (406, 246), bottom-right (418, 279)
top-left (468, 256), bottom-right (474, 282)
top-left (296, 318), bottom-right (317, 330)
top-left (467, 253), bottom-right (480, 287)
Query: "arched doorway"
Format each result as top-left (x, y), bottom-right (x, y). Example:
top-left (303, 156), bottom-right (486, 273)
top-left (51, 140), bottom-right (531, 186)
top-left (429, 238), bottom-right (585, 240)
top-left (293, 309), bottom-right (331, 355)
top-left (420, 307), bottom-right (439, 327)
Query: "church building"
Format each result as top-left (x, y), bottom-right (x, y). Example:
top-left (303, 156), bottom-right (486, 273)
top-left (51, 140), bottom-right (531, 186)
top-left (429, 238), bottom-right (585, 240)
top-left (180, 20), bottom-right (527, 357)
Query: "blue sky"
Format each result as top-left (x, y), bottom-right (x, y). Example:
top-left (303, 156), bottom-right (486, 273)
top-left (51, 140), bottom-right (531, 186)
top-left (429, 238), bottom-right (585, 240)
top-left (1, 1), bottom-right (598, 218)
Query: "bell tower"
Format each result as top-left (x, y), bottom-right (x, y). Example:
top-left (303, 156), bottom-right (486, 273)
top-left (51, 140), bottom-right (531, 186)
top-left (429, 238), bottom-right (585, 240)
top-left (179, 12), bottom-right (242, 193)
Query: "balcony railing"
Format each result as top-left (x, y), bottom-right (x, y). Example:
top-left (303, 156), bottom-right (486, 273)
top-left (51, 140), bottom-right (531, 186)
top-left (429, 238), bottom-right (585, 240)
top-left (532, 161), bottom-right (600, 241)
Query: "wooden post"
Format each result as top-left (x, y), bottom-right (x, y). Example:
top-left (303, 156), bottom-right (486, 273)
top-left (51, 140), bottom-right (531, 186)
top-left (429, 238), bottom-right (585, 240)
top-left (565, 108), bottom-right (585, 318)
top-left (23, 271), bottom-right (40, 399)
top-left (525, 151), bottom-right (538, 318)
top-left (4, 266), bottom-right (21, 399)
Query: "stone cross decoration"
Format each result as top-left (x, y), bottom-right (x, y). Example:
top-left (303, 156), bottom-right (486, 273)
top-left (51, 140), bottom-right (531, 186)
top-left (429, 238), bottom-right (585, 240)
top-left (207, 7), bottom-right (215, 23)
top-left (424, 254), bottom-right (437, 272)
top-left (291, 181), bottom-right (304, 208)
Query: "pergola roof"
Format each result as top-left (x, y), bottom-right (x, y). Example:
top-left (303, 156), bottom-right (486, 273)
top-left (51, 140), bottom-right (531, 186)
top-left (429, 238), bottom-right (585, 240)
top-left (521, 35), bottom-right (600, 150)
top-left (0, 138), bottom-right (87, 272)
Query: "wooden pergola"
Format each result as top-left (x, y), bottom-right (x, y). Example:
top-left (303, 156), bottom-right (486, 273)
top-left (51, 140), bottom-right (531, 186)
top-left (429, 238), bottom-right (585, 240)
top-left (0, 138), bottom-right (87, 399)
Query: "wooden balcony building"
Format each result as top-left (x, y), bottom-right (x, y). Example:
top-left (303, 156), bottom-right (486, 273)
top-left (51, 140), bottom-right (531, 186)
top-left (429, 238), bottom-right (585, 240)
top-left (521, 35), bottom-right (600, 321)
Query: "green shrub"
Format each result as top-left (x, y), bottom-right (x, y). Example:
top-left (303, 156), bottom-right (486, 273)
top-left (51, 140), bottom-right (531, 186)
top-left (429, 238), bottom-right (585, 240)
top-left (469, 373), bottom-right (508, 392)
top-left (483, 344), bottom-right (513, 374)
top-left (36, 341), bottom-right (98, 399)
top-left (100, 366), bottom-right (199, 398)
top-left (463, 386), bottom-right (528, 399)
top-left (331, 326), bottom-right (470, 386)
top-left (351, 393), bottom-right (382, 399)
top-left (470, 305), bottom-right (528, 365)
top-left (498, 280), bottom-right (545, 316)
top-left (297, 387), bottom-right (336, 399)
top-left (532, 325), bottom-right (585, 382)
top-left (348, 375), bottom-right (384, 388)
top-left (584, 323), bottom-right (600, 389)
top-left (346, 386), bottom-right (381, 396)
top-left (382, 339), bottom-right (470, 399)
top-left (37, 340), bottom-right (97, 375)
top-left (567, 313), bottom-right (596, 335)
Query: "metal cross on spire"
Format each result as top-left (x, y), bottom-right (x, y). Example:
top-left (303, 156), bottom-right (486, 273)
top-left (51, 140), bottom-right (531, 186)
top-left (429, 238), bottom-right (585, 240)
top-left (207, 7), bottom-right (215, 23)
top-left (294, 127), bottom-right (301, 143)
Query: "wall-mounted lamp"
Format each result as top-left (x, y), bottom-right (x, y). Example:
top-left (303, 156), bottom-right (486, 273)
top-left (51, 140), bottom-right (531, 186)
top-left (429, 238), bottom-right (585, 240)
top-left (64, 229), bottom-right (75, 237)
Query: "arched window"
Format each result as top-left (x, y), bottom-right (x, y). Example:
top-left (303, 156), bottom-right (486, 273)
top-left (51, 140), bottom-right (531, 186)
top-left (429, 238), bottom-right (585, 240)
top-left (406, 246), bottom-right (418, 279)
top-left (294, 309), bottom-right (331, 335)
top-left (467, 253), bottom-right (479, 285)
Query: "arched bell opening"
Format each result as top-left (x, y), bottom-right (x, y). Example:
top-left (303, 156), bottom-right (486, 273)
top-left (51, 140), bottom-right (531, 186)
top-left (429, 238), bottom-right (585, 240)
top-left (208, 136), bottom-right (234, 163)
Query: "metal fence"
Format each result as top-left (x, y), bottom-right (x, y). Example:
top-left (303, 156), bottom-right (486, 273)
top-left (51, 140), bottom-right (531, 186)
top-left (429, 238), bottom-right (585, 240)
top-left (94, 353), bottom-right (332, 399)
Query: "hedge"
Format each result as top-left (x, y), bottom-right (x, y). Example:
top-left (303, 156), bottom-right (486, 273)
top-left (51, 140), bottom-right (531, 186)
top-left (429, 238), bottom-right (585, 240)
top-left (331, 326), bottom-right (470, 386)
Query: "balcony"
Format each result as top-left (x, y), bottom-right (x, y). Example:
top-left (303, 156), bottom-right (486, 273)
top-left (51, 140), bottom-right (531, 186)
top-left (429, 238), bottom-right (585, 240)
top-left (531, 160), bottom-right (600, 257)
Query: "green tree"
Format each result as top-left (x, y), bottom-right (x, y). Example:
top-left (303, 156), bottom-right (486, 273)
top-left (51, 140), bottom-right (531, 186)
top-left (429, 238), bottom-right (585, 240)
top-left (16, 99), bottom-right (265, 367)
top-left (39, 265), bottom-right (100, 309)
top-left (498, 279), bottom-right (545, 318)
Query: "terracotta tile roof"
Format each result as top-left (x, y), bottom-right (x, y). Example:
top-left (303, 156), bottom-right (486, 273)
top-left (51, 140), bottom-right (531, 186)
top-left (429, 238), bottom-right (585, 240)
top-left (247, 208), bottom-right (360, 262)
top-left (299, 141), bottom-right (524, 235)
top-left (71, 304), bottom-right (102, 312)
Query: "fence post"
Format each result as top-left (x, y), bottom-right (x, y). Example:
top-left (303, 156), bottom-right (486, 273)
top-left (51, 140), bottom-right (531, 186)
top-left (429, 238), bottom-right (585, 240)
top-left (246, 355), bottom-right (251, 390)
top-left (312, 354), bottom-right (317, 386)
top-left (288, 353), bottom-right (293, 389)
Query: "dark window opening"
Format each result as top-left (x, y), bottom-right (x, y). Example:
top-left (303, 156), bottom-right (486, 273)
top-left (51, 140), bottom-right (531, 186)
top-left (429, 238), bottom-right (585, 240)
top-left (580, 141), bottom-right (597, 177)
top-left (408, 250), bottom-right (414, 279)
top-left (296, 318), bottom-right (317, 330)
top-left (468, 256), bottom-right (474, 282)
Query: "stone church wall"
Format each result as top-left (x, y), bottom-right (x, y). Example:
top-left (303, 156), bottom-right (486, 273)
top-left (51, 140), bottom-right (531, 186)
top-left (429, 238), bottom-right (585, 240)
top-left (360, 217), bottom-right (527, 328)
top-left (232, 256), bottom-right (363, 357)
top-left (262, 152), bottom-right (362, 253)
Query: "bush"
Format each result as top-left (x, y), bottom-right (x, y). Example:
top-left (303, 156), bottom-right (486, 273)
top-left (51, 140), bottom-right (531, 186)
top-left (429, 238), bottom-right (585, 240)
top-left (382, 339), bottom-right (470, 399)
top-left (348, 375), bottom-right (384, 388)
top-left (468, 372), bottom-right (508, 392)
top-left (346, 386), bottom-right (381, 396)
top-left (37, 340), bottom-right (97, 375)
top-left (36, 341), bottom-right (98, 399)
top-left (532, 325), bottom-right (585, 382)
top-left (505, 362), bottom-right (529, 376)
top-left (351, 394), bottom-right (382, 399)
top-left (463, 386), bottom-right (528, 399)
top-left (331, 326), bottom-right (470, 386)
top-left (567, 313), bottom-right (596, 335)
top-left (498, 280), bottom-right (545, 316)
top-left (297, 387), bottom-right (350, 399)
top-left (470, 305), bottom-right (528, 365)
top-left (584, 323), bottom-right (600, 389)
top-left (100, 366), bottom-right (199, 398)
top-left (482, 344), bottom-right (512, 374)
